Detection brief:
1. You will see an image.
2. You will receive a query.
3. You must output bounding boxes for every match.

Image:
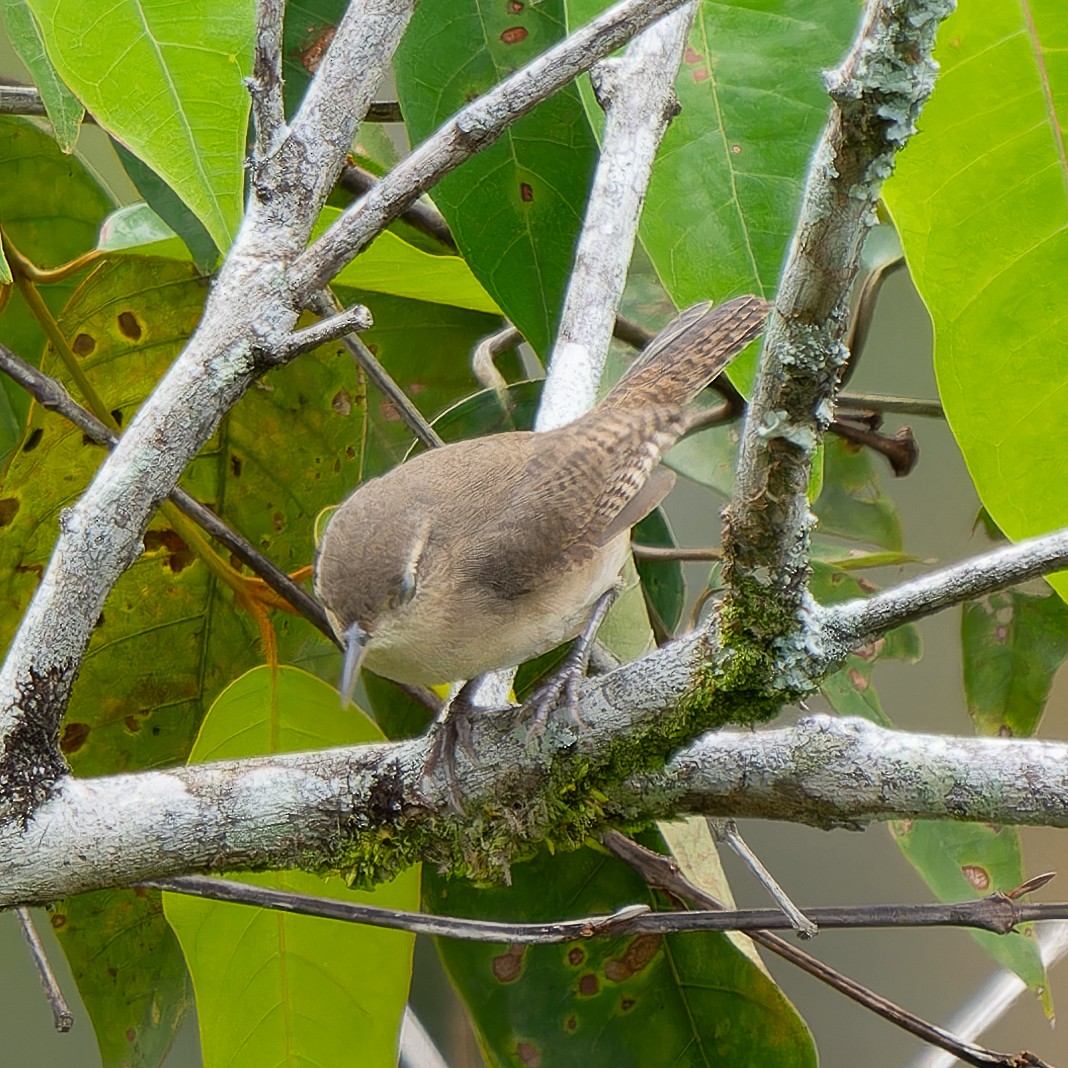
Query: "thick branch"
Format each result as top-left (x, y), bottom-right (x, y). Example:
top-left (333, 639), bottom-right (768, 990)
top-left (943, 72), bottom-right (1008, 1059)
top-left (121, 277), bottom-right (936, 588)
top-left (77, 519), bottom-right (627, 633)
top-left (6, 713), bottom-right (1068, 905)
top-left (615, 715), bottom-right (1068, 829)
top-left (290, 0), bottom-right (691, 296)
top-left (722, 0), bottom-right (952, 676)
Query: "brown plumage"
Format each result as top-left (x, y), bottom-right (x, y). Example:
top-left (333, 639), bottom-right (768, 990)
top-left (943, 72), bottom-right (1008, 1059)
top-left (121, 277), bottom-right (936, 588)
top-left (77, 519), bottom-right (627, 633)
top-left (314, 295), bottom-right (769, 692)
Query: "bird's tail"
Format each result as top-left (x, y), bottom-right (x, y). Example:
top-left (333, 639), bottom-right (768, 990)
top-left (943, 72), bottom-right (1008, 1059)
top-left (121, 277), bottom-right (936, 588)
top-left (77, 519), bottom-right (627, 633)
top-left (601, 294), bottom-right (769, 412)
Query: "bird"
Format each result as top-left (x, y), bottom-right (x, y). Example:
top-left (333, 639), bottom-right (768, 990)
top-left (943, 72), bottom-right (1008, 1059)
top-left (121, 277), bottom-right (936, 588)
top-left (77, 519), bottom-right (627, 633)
top-left (314, 295), bottom-right (769, 709)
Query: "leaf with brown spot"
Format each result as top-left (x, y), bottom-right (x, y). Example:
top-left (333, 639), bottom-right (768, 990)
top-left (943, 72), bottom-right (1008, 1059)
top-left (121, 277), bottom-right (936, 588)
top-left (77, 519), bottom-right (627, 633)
top-left (0, 118), bottom-right (111, 472)
top-left (50, 888), bottom-right (192, 1068)
top-left (116, 310), bottom-right (142, 340)
top-left (425, 837), bottom-right (814, 1066)
top-left (395, 0), bottom-right (597, 357)
top-left (891, 820), bottom-right (1046, 1001)
top-left (962, 586), bottom-right (1068, 739)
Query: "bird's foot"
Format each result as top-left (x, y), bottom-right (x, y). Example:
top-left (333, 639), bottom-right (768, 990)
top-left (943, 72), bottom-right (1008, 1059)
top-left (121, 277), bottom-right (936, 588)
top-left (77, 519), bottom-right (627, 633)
top-left (523, 587), bottom-right (618, 735)
top-left (422, 678), bottom-right (507, 813)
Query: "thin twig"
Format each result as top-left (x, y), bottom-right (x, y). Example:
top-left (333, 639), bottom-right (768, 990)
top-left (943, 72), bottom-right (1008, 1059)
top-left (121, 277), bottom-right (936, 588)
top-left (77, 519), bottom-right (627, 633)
top-left (337, 164), bottom-right (457, 252)
top-left (308, 289), bottom-right (443, 450)
top-left (273, 300), bottom-right (372, 362)
top-left (15, 907), bottom-right (74, 1033)
top-left (709, 818), bottom-right (817, 938)
top-left (631, 544), bottom-right (722, 562)
top-left (471, 324), bottom-right (522, 395)
top-left (144, 871), bottom-right (1063, 941)
top-left (838, 391), bottom-right (944, 418)
top-left (0, 342), bottom-right (336, 644)
top-left (602, 832), bottom-right (1047, 1068)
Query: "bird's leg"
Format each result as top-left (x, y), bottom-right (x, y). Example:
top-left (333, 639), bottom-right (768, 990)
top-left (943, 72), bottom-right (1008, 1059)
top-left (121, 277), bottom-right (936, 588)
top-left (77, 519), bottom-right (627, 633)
top-left (525, 586), bottom-right (619, 733)
top-left (423, 677), bottom-right (503, 812)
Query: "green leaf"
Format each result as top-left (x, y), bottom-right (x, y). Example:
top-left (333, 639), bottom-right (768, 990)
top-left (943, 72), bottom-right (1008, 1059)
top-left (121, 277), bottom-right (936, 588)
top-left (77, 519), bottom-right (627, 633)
top-left (813, 434), bottom-right (904, 550)
top-left (427, 842), bottom-right (816, 1067)
top-left (962, 586), bottom-right (1068, 738)
top-left (891, 820), bottom-right (1047, 1002)
top-left (884, 2), bottom-right (1068, 600)
top-left (0, 0), bottom-right (83, 150)
top-left (0, 117), bottom-right (111, 472)
top-left (318, 211), bottom-right (500, 314)
top-left (113, 142), bottom-right (219, 272)
top-left (569, 0), bottom-right (861, 388)
top-left (165, 667), bottom-right (419, 1068)
top-left (26, 0), bottom-right (255, 251)
top-left (96, 202), bottom-right (189, 260)
top-left (51, 889), bottom-right (192, 1068)
top-left (633, 508), bottom-right (686, 637)
top-left (395, 0), bottom-right (598, 357)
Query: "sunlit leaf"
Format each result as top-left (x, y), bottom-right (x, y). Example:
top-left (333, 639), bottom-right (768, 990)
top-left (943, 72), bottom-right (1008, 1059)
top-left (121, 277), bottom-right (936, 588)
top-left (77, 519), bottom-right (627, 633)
top-left (165, 667), bottom-right (418, 1068)
top-left (884, 1), bottom-right (1068, 600)
top-left (26, 0), bottom-right (254, 251)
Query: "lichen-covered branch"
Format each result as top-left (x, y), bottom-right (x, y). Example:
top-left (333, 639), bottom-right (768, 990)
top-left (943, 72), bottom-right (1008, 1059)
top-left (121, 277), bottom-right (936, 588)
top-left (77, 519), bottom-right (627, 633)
top-left (5, 712), bottom-right (1068, 906)
top-left (615, 714), bottom-right (1068, 830)
top-left (721, 0), bottom-right (954, 688)
top-left (815, 526), bottom-right (1068, 665)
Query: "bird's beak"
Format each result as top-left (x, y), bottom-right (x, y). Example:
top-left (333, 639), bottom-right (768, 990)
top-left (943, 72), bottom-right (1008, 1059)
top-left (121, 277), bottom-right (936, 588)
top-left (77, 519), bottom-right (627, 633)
top-left (339, 622), bottom-right (369, 706)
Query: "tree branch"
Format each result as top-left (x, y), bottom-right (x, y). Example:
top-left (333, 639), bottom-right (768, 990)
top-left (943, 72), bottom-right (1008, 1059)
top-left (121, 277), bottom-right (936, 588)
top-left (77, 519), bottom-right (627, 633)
top-left (290, 0), bottom-right (691, 297)
top-left (248, 0), bottom-right (286, 163)
top-left (535, 2), bottom-right (695, 430)
top-left (0, 1), bottom-right (415, 819)
top-left (6, 713), bottom-right (1068, 905)
top-left (722, 0), bottom-right (953, 681)
top-left (147, 871), bottom-right (1061, 940)
top-left (615, 714), bottom-right (1068, 829)
top-left (815, 527), bottom-right (1068, 666)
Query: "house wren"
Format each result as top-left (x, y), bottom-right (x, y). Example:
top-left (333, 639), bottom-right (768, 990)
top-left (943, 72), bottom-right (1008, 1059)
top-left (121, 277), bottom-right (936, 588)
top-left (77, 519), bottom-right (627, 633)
top-left (314, 295), bottom-right (768, 698)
